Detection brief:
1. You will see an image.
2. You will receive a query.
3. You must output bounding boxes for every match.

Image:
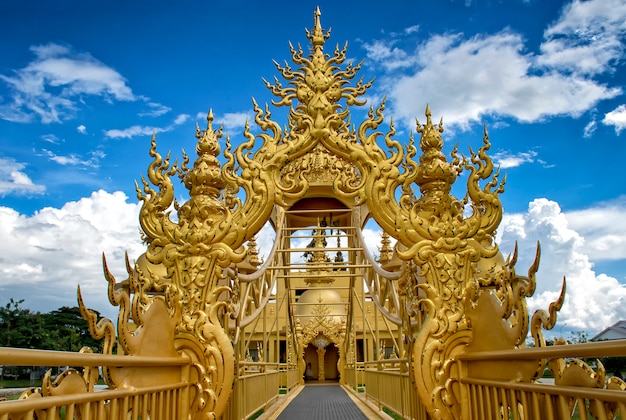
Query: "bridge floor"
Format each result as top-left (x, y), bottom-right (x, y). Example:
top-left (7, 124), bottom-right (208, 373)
top-left (269, 383), bottom-right (375, 419)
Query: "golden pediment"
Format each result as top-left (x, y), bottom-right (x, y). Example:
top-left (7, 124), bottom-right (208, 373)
top-left (280, 143), bottom-right (360, 187)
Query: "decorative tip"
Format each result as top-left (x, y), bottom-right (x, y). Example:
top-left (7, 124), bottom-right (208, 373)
top-left (309, 7), bottom-right (326, 46)
top-left (207, 109), bottom-right (214, 128)
top-left (195, 110), bottom-right (222, 158)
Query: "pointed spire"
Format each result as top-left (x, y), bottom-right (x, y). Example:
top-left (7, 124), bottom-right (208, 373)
top-left (307, 6), bottom-right (329, 48)
top-left (415, 106), bottom-right (457, 212)
top-left (246, 236), bottom-right (262, 268)
top-left (184, 109), bottom-right (226, 198)
top-left (377, 232), bottom-right (394, 265)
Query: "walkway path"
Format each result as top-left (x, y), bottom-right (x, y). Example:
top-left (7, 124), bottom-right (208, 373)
top-left (273, 384), bottom-right (371, 419)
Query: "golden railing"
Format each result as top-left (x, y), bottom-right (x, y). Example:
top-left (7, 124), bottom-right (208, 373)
top-left (0, 347), bottom-right (191, 419)
top-left (225, 362), bottom-right (299, 419)
top-left (0, 348), bottom-right (302, 420)
top-left (344, 360), bottom-right (430, 420)
top-left (458, 340), bottom-right (626, 420)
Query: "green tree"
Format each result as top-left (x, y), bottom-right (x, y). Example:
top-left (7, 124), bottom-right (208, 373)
top-left (569, 330), bottom-right (588, 344)
top-left (0, 298), bottom-right (41, 348)
top-left (40, 306), bottom-right (102, 352)
top-left (0, 301), bottom-right (102, 352)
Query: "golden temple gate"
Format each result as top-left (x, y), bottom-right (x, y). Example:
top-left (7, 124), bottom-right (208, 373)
top-left (2, 8), bottom-right (626, 420)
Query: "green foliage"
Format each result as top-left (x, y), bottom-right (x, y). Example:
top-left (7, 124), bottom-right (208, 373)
top-left (0, 299), bottom-right (40, 348)
top-left (569, 330), bottom-right (588, 344)
top-left (599, 356), bottom-right (626, 379)
top-left (0, 299), bottom-right (102, 352)
top-left (41, 306), bottom-right (102, 352)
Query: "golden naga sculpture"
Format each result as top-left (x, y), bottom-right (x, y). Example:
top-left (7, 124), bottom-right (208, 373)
top-left (72, 7), bottom-right (584, 420)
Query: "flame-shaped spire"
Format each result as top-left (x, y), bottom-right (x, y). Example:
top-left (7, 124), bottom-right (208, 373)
top-left (306, 7), bottom-right (330, 48)
top-left (176, 110), bottom-right (228, 244)
top-left (183, 110), bottom-right (226, 198)
top-left (377, 232), bottom-right (394, 265)
top-left (415, 105), bottom-right (458, 213)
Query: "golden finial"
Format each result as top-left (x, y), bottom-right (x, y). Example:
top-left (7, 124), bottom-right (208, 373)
top-left (416, 104), bottom-right (444, 151)
top-left (377, 232), bottom-right (394, 265)
top-left (246, 236), bottom-right (262, 268)
top-left (415, 106), bottom-right (457, 208)
top-left (194, 109), bottom-right (221, 160)
top-left (307, 7), bottom-right (329, 47)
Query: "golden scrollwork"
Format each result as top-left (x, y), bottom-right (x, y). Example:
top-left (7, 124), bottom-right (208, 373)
top-left (70, 7), bottom-right (581, 420)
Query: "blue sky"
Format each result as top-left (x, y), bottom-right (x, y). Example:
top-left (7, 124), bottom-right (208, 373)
top-left (1, 0), bottom-right (625, 336)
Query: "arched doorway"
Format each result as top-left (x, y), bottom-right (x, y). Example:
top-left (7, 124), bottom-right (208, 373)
top-left (303, 342), bottom-right (339, 382)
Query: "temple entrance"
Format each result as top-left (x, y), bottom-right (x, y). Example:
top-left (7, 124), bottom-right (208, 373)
top-left (303, 343), bottom-right (339, 382)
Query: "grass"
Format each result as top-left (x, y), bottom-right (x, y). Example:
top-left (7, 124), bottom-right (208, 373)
top-left (0, 379), bottom-right (41, 388)
top-left (383, 407), bottom-right (404, 419)
top-left (249, 409), bottom-right (264, 419)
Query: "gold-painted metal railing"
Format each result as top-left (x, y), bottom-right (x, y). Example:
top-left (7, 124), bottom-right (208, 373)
top-left (361, 360), bottom-right (428, 420)
top-left (3, 8), bottom-right (626, 420)
top-left (458, 340), bottom-right (626, 420)
top-left (0, 347), bottom-right (191, 419)
top-left (225, 362), bottom-right (297, 419)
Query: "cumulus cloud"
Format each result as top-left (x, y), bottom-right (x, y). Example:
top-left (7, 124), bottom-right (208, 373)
top-left (565, 197), bottom-right (626, 262)
top-left (0, 190), bottom-right (144, 320)
top-left (364, 0), bottom-right (625, 129)
top-left (499, 198), bottom-right (626, 332)
top-left (0, 157), bottom-right (45, 196)
top-left (0, 43), bottom-right (136, 124)
top-left (77, 124), bottom-right (87, 134)
top-left (538, 0), bottom-right (626, 76)
top-left (603, 104), bottom-right (626, 134)
top-left (387, 31), bottom-right (620, 128)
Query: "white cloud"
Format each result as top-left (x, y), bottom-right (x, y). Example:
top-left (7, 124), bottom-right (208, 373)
top-left (362, 39), bottom-right (413, 71)
top-left (41, 133), bottom-right (61, 144)
top-left (40, 149), bottom-right (101, 168)
top-left (194, 111), bottom-right (252, 133)
top-left (0, 157), bottom-right (45, 196)
top-left (365, 0), bottom-right (625, 130)
top-left (492, 150), bottom-right (538, 169)
top-left (105, 113), bottom-right (190, 139)
top-left (77, 124), bottom-right (87, 134)
top-left (499, 198), bottom-right (626, 332)
top-left (404, 25), bottom-right (420, 35)
top-left (565, 197), bottom-right (626, 262)
top-left (0, 190), bottom-right (144, 321)
top-left (138, 102), bottom-right (171, 118)
top-left (0, 43), bottom-right (135, 124)
top-left (385, 31), bottom-right (620, 129)
top-left (218, 112), bottom-right (253, 131)
top-left (104, 125), bottom-right (159, 139)
top-left (583, 119), bottom-right (597, 137)
top-left (538, 0), bottom-right (626, 76)
top-left (603, 104), bottom-right (626, 134)
top-left (173, 113), bottom-right (189, 125)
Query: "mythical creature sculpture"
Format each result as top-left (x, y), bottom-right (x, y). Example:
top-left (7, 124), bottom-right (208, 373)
top-left (76, 8), bottom-right (573, 419)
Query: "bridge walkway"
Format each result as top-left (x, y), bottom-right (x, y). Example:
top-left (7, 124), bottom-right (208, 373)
top-left (266, 383), bottom-right (379, 419)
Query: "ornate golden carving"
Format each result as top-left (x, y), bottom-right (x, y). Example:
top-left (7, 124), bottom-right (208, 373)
top-left (70, 7), bottom-right (578, 420)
